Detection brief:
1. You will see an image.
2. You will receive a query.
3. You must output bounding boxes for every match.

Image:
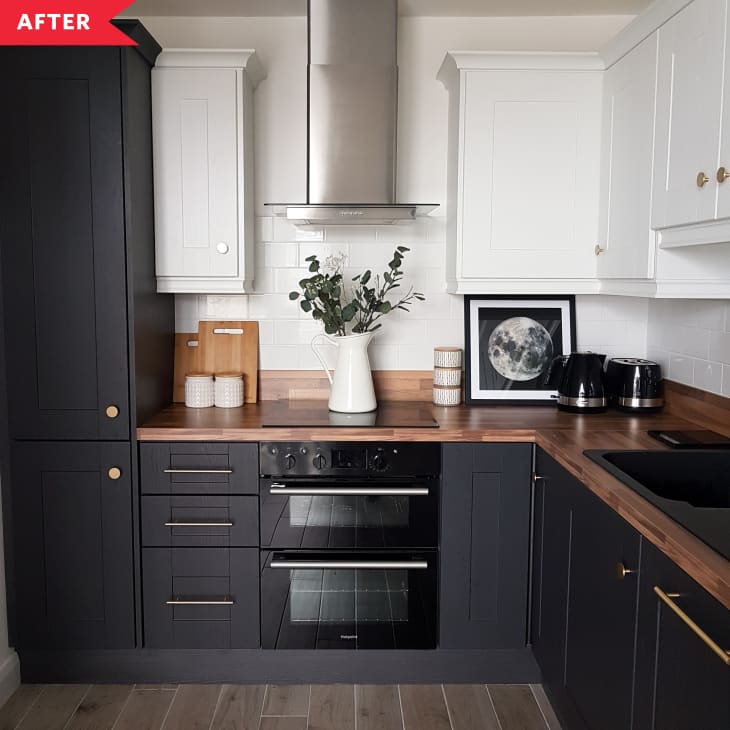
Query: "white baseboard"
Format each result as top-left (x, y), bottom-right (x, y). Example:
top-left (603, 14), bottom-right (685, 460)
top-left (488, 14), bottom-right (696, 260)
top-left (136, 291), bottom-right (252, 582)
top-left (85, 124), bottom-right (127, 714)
top-left (0, 651), bottom-right (20, 708)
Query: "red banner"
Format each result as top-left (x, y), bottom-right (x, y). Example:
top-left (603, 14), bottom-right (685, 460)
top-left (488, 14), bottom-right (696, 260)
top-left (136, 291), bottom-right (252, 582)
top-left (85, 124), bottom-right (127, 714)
top-left (0, 1), bottom-right (136, 45)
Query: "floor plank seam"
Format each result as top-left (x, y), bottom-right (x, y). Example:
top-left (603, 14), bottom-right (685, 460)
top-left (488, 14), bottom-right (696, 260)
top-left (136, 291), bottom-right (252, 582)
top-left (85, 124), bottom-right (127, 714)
top-left (440, 684), bottom-right (456, 730)
top-left (110, 686), bottom-right (136, 730)
top-left (484, 685), bottom-right (504, 730)
top-left (528, 684), bottom-right (553, 730)
top-left (306, 683), bottom-right (312, 728)
top-left (12, 685), bottom-right (46, 730)
top-left (207, 685), bottom-right (225, 730)
top-left (395, 685), bottom-right (406, 730)
top-left (158, 685), bottom-right (179, 730)
top-left (61, 684), bottom-right (92, 730)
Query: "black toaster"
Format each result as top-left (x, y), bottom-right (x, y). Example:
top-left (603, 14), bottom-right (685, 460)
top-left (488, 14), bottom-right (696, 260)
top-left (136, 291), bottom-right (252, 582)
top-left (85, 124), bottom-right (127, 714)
top-left (605, 358), bottom-right (663, 412)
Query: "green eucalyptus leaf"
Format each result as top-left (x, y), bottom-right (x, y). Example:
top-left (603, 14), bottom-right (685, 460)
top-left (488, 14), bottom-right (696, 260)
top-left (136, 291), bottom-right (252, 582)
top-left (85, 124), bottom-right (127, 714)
top-left (289, 291), bottom-right (300, 300)
top-left (300, 300), bottom-right (312, 312)
top-left (361, 270), bottom-right (371, 285)
top-left (396, 246), bottom-right (410, 253)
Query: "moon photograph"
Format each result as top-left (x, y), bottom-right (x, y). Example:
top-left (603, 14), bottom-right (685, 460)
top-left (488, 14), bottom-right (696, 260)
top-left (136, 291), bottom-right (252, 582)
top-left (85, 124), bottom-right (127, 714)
top-left (477, 306), bottom-right (564, 391)
top-left (487, 317), bottom-right (553, 382)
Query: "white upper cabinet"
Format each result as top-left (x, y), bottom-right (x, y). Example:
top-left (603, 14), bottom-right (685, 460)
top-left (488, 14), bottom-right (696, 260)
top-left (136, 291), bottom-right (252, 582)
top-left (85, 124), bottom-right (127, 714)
top-left (152, 50), bottom-right (264, 294)
top-left (438, 53), bottom-right (603, 294)
top-left (597, 33), bottom-right (658, 280)
top-left (718, 0), bottom-right (730, 218)
top-left (651, 0), bottom-right (730, 244)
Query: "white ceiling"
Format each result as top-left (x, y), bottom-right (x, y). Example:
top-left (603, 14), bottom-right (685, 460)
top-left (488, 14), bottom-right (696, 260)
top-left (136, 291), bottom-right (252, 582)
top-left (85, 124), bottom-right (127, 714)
top-left (121, 0), bottom-right (651, 17)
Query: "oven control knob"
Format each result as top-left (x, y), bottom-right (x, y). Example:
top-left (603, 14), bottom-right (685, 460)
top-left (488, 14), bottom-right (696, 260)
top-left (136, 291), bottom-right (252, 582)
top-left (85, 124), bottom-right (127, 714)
top-left (284, 453), bottom-right (297, 470)
top-left (372, 453), bottom-right (388, 471)
top-left (313, 453), bottom-right (327, 470)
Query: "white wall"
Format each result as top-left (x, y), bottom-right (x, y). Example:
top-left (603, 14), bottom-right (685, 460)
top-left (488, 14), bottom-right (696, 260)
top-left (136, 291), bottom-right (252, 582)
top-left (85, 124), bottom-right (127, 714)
top-left (647, 300), bottom-right (730, 396)
top-left (143, 14), bottom-right (654, 370)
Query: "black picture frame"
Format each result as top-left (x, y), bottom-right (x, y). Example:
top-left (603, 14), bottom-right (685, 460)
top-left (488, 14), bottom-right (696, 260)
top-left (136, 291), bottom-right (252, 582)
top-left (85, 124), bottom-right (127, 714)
top-left (464, 294), bottom-right (577, 405)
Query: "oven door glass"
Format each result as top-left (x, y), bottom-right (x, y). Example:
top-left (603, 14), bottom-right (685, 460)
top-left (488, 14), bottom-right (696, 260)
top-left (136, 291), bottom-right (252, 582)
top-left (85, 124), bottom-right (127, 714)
top-left (259, 479), bottom-right (438, 549)
top-left (260, 551), bottom-right (438, 649)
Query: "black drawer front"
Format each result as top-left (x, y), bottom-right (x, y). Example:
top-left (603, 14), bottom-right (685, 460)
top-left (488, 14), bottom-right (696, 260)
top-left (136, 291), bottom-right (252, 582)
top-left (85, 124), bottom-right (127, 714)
top-left (142, 495), bottom-right (259, 547)
top-left (142, 547), bottom-right (259, 649)
top-left (141, 443), bottom-right (258, 495)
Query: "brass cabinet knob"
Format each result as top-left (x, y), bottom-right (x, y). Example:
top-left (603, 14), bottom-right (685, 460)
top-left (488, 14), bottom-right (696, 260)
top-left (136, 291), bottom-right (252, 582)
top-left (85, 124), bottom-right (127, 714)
top-left (617, 562), bottom-right (635, 580)
top-left (594, 244), bottom-right (605, 256)
top-left (107, 467), bottom-right (122, 480)
top-left (105, 405), bottom-right (119, 419)
top-left (717, 166), bottom-right (730, 183)
top-left (696, 172), bottom-right (710, 188)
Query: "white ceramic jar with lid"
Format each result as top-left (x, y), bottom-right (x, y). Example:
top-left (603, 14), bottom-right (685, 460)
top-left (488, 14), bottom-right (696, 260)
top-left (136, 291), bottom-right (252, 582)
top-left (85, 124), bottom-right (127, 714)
top-left (215, 372), bottom-right (244, 408)
top-left (185, 372), bottom-right (214, 408)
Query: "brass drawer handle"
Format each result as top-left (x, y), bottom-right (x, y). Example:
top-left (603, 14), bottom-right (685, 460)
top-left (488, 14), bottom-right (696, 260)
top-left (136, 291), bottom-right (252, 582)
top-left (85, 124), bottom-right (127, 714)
top-left (165, 597), bottom-right (234, 606)
top-left (696, 171), bottom-right (710, 188)
top-left (617, 562), bottom-right (635, 579)
top-left (654, 586), bottom-right (730, 665)
top-left (108, 467), bottom-right (122, 480)
top-left (105, 405), bottom-right (119, 418)
top-left (163, 468), bottom-right (233, 474)
top-left (163, 521), bottom-right (233, 527)
top-left (718, 166), bottom-right (730, 183)
top-left (594, 244), bottom-right (605, 256)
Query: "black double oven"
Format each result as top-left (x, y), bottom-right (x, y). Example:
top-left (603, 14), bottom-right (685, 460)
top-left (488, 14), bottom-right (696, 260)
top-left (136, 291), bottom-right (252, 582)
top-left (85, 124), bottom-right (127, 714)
top-left (259, 442), bottom-right (440, 650)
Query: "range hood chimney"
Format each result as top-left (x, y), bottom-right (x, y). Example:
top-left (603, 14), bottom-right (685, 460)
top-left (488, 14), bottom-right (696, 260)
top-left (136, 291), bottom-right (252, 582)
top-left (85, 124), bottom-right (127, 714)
top-left (266, 0), bottom-right (437, 225)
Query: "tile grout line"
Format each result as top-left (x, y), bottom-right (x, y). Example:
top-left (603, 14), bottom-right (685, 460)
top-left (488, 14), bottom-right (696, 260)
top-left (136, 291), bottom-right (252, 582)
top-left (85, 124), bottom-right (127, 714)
top-left (12, 684), bottom-right (47, 730)
top-left (484, 686), bottom-right (504, 730)
top-left (440, 684), bottom-right (456, 730)
top-left (110, 686), bottom-right (137, 730)
top-left (307, 683), bottom-right (312, 729)
top-left (396, 684), bottom-right (406, 730)
top-left (207, 684), bottom-right (225, 730)
top-left (257, 685), bottom-right (269, 730)
top-left (353, 684), bottom-right (357, 730)
top-left (61, 684), bottom-right (92, 730)
top-left (529, 684), bottom-right (554, 730)
top-left (158, 684), bottom-right (180, 730)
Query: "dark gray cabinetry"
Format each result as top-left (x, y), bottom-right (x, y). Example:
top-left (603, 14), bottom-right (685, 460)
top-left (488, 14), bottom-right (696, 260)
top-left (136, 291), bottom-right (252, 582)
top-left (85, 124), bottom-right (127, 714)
top-left (634, 541), bottom-right (730, 730)
top-left (565, 486), bottom-right (640, 730)
top-left (0, 26), bottom-right (174, 653)
top-left (440, 443), bottom-right (531, 649)
top-left (10, 442), bottom-right (134, 648)
top-left (140, 443), bottom-right (260, 649)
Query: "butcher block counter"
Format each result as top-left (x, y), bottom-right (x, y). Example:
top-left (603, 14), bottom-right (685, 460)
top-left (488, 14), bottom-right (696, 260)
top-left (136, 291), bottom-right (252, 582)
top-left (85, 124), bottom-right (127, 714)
top-left (138, 398), bottom-right (730, 610)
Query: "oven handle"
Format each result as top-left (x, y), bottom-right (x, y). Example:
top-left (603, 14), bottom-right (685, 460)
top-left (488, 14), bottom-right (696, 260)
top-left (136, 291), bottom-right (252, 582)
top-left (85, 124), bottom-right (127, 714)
top-left (269, 483), bottom-right (429, 496)
top-left (270, 558), bottom-right (429, 570)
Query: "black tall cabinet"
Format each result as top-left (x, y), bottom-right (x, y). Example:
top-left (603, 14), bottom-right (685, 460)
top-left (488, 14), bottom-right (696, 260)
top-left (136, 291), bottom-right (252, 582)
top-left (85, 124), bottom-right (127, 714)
top-left (0, 23), bottom-right (174, 649)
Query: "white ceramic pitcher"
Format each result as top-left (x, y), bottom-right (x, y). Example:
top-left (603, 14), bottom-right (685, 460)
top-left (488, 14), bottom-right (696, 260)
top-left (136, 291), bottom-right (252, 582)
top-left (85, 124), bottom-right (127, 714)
top-left (311, 332), bottom-right (377, 413)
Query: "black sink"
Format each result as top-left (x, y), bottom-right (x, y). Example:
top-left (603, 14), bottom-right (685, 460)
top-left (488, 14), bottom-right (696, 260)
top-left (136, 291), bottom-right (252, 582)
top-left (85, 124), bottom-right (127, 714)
top-left (584, 449), bottom-right (730, 560)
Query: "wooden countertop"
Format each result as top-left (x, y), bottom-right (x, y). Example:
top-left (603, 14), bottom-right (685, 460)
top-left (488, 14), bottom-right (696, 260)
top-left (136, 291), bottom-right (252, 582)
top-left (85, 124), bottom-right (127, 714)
top-left (138, 401), bottom-right (730, 610)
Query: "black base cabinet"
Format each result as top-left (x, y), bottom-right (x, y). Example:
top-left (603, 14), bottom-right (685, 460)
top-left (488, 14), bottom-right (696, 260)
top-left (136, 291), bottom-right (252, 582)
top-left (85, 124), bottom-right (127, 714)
top-left (10, 442), bottom-right (135, 649)
top-left (634, 541), bottom-right (730, 730)
top-left (533, 448), bottom-right (730, 730)
top-left (440, 443), bottom-right (532, 649)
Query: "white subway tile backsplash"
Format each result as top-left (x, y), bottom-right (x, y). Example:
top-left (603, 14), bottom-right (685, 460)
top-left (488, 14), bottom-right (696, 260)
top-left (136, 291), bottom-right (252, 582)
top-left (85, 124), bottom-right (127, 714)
top-left (398, 343), bottom-right (436, 369)
top-left (669, 356), bottom-right (694, 383)
top-left (258, 320), bottom-right (275, 345)
top-left (255, 216), bottom-right (274, 243)
top-left (723, 364), bottom-right (730, 397)
top-left (693, 359), bottom-right (723, 395)
top-left (204, 295), bottom-right (249, 320)
top-left (272, 217), bottom-right (302, 243)
top-left (324, 225), bottom-right (377, 243)
top-left (272, 267), bottom-right (310, 294)
top-left (263, 243), bottom-right (299, 268)
top-left (709, 331), bottom-right (730, 363)
top-left (248, 294), bottom-right (294, 319)
top-left (369, 344), bottom-right (399, 370)
top-left (677, 325), bottom-right (710, 359)
top-left (274, 318), bottom-right (322, 345)
top-left (297, 243), bottom-right (350, 267)
top-left (259, 345), bottom-right (298, 369)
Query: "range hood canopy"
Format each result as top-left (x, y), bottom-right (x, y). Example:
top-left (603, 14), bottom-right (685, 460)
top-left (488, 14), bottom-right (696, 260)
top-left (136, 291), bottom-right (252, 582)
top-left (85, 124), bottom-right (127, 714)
top-left (265, 0), bottom-right (437, 225)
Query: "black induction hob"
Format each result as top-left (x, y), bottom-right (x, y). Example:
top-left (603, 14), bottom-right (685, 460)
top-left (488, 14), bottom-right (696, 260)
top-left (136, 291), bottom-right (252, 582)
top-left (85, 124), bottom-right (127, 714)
top-left (262, 402), bottom-right (439, 428)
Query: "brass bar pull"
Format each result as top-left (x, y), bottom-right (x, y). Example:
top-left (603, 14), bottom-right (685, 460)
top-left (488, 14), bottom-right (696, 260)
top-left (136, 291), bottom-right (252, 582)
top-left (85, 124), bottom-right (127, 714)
top-left (165, 597), bottom-right (234, 606)
top-left (164, 521), bottom-right (233, 527)
top-left (617, 562), bottom-right (635, 579)
top-left (654, 586), bottom-right (730, 665)
top-left (163, 468), bottom-right (233, 474)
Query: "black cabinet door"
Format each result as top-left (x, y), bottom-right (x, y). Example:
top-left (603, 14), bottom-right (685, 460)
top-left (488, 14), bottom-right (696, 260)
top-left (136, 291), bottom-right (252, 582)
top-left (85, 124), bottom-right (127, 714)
top-left (0, 48), bottom-right (129, 440)
top-left (634, 542), bottom-right (730, 730)
top-left (565, 487), bottom-right (641, 730)
top-left (531, 449), bottom-right (575, 690)
top-left (10, 442), bottom-right (135, 648)
top-left (440, 443), bottom-right (531, 649)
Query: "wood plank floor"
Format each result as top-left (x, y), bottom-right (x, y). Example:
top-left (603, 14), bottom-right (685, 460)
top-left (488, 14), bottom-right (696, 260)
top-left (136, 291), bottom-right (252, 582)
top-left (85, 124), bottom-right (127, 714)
top-left (0, 683), bottom-right (562, 730)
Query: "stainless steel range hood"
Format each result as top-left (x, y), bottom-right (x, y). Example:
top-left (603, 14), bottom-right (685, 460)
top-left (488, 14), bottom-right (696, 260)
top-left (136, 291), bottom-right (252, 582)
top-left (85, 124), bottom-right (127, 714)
top-left (266, 0), bottom-right (437, 225)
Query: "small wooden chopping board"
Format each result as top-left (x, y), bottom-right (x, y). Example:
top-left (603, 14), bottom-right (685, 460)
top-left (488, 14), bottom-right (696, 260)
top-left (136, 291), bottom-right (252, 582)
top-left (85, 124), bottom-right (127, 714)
top-left (198, 321), bottom-right (259, 403)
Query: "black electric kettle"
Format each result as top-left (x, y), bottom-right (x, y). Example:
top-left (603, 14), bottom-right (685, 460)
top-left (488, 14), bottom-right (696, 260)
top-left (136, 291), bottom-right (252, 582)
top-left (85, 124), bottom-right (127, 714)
top-left (545, 352), bottom-right (607, 413)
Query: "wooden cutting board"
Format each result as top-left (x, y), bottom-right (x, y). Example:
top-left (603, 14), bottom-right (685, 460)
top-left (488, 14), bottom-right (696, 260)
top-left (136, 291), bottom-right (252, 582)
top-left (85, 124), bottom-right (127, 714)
top-left (198, 321), bottom-right (259, 403)
top-left (172, 333), bottom-right (202, 403)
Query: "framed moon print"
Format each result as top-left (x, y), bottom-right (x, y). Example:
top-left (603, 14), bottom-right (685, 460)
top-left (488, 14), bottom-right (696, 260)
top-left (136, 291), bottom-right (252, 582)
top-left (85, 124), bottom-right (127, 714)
top-left (464, 295), bottom-right (576, 405)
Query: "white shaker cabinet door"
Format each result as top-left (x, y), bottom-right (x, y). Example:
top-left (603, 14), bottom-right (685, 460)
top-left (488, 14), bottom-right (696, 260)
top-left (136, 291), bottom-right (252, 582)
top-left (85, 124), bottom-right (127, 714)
top-left (597, 33), bottom-right (658, 279)
top-left (652, 0), bottom-right (726, 230)
top-left (153, 67), bottom-right (240, 282)
top-left (460, 70), bottom-right (601, 282)
top-left (717, 0), bottom-right (730, 218)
